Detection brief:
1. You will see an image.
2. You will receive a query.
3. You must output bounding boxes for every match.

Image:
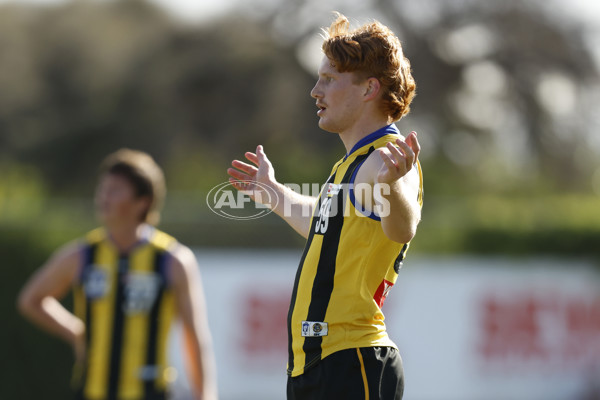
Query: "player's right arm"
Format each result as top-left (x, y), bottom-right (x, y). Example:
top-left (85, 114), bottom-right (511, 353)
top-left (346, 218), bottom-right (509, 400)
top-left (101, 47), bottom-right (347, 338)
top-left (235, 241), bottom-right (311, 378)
top-left (17, 242), bottom-right (85, 363)
top-left (227, 145), bottom-right (316, 238)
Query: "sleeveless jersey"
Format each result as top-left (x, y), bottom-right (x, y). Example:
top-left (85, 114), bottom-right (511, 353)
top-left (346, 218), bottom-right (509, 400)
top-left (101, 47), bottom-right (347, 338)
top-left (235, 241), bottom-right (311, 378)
top-left (287, 124), bottom-right (424, 377)
top-left (72, 226), bottom-right (178, 400)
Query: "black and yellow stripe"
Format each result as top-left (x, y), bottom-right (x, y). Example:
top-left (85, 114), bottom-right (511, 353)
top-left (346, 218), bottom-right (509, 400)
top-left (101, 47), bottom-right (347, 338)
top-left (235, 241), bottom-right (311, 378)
top-left (287, 124), bottom-right (424, 377)
top-left (73, 227), bottom-right (177, 400)
top-left (356, 348), bottom-right (370, 400)
top-left (299, 150), bottom-right (373, 371)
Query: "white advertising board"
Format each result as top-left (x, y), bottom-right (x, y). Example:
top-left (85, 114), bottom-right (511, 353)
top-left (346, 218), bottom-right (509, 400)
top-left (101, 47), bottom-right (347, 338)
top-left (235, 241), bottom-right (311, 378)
top-left (169, 250), bottom-right (600, 400)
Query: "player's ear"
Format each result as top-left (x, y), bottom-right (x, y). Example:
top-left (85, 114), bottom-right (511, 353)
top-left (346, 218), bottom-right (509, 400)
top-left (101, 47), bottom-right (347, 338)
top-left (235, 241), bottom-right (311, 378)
top-left (364, 77), bottom-right (381, 101)
top-left (136, 195), bottom-right (152, 223)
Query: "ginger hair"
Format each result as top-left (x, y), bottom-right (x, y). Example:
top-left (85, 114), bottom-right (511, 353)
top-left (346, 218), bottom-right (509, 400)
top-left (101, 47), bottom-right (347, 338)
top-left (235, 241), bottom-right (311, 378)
top-left (322, 13), bottom-right (416, 121)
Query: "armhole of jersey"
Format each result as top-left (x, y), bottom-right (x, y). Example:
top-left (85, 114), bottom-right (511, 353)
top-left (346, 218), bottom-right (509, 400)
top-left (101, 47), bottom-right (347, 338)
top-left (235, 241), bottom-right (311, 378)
top-left (162, 247), bottom-right (177, 288)
top-left (348, 158), bottom-right (382, 222)
top-left (77, 242), bottom-right (94, 284)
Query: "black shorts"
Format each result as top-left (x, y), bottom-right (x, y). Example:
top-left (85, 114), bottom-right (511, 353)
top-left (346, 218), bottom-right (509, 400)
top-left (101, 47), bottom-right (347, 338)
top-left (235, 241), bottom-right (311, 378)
top-left (287, 346), bottom-right (404, 400)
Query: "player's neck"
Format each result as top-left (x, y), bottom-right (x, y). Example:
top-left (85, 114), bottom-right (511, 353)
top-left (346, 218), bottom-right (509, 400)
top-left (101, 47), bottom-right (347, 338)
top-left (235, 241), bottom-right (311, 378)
top-left (339, 114), bottom-right (393, 155)
top-left (105, 222), bottom-right (148, 254)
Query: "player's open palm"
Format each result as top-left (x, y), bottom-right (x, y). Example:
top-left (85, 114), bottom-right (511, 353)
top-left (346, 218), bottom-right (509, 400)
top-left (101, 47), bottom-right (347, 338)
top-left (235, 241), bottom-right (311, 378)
top-left (227, 145), bottom-right (276, 205)
top-left (376, 131), bottom-right (420, 185)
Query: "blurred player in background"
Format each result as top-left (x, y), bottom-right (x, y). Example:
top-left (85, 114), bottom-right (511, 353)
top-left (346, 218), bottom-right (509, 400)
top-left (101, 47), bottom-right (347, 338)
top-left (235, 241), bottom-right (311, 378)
top-left (228, 12), bottom-right (423, 400)
top-left (18, 149), bottom-right (217, 400)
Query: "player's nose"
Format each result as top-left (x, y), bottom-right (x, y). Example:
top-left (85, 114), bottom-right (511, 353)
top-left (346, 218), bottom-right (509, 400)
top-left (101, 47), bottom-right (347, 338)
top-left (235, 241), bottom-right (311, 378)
top-left (310, 81), bottom-right (322, 99)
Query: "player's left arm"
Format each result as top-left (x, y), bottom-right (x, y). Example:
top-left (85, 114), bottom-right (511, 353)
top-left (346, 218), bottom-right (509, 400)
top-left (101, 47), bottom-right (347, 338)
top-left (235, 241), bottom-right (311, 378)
top-left (355, 131), bottom-right (422, 244)
top-left (170, 244), bottom-right (218, 400)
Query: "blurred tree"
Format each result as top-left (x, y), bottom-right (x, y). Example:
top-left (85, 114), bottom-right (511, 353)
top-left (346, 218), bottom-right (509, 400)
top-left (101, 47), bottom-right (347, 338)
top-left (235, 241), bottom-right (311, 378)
top-left (0, 0), bottom-right (337, 197)
top-left (0, 0), bottom-right (597, 250)
top-left (242, 0), bottom-right (600, 194)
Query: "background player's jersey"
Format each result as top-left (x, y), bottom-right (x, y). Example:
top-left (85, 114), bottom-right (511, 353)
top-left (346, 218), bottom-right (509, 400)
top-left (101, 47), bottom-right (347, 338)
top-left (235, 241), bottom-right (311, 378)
top-left (287, 124), bottom-right (424, 377)
top-left (72, 226), bottom-right (178, 400)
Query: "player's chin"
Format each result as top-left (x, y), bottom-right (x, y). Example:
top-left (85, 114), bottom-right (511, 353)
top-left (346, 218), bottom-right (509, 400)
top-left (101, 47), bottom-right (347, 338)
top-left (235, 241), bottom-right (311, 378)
top-left (96, 214), bottom-right (110, 226)
top-left (317, 119), bottom-right (338, 133)
top-left (96, 210), bottom-right (117, 225)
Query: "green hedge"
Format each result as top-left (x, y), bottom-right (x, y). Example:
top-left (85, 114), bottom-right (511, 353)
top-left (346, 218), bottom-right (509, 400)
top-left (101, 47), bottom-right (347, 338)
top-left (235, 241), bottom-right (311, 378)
top-left (0, 227), bottom-right (74, 399)
top-left (409, 194), bottom-right (600, 258)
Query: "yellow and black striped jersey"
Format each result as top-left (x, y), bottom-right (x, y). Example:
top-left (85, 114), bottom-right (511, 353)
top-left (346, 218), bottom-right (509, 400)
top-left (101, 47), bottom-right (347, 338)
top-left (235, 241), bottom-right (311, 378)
top-left (287, 124), bottom-right (424, 377)
top-left (72, 226), bottom-right (178, 400)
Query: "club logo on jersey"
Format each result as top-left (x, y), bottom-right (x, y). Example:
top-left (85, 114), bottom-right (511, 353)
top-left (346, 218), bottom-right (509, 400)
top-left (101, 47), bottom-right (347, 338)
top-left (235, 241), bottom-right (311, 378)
top-left (313, 323), bottom-right (323, 333)
top-left (302, 321), bottom-right (309, 335)
top-left (301, 321), bottom-right (329, 337)
top-left (326, 183), bottom-right (343, 197)
top-left (123, 272), bottom-right (162, 314)
top-left (206, 180), bottom-right (279, 220)
top-left (83, 266), bottom-right (110, 299)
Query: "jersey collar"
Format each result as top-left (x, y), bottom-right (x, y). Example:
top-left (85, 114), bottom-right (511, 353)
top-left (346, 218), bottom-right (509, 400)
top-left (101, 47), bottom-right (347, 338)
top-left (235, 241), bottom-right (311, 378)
top-left (345, 124), bottom-right (399, 160)
top-left (104, 224), bottom-right (155, 255)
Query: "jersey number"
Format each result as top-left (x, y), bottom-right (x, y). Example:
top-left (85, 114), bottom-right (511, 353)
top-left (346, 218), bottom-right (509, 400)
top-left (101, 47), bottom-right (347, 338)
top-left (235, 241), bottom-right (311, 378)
top-left (315, 197), bottom-right (332, 234)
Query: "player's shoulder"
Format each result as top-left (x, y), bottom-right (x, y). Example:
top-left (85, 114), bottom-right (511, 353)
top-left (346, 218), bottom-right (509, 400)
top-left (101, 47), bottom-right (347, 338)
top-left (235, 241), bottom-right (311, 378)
top-left (169, 242), bottom-right (196, 268)
top-left (357, 140), bottom-right (394, 178)
top-left (362, 132), bottom-right (401, 158)
top-left (356, 133), bottom-right (420, 185)
top-left (372, 132), bottom-right (405, 153)
top-left (147, 227), bottom-right (178, 252)
top-left (84, 227), bottom-right (107, 245)
top-left (167, 243), bottom-right (199, 288)
top-left (46, 237), bottom-right (88, 272)
top-left (148, 227), bottom-right (195, 270)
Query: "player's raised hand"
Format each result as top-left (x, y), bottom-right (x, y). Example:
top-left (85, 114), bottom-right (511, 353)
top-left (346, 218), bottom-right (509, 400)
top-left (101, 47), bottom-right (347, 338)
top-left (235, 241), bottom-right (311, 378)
top-left (227, 145), bottom-right (277, 204)
top-left (376, 131), bottom-right (420, 185)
